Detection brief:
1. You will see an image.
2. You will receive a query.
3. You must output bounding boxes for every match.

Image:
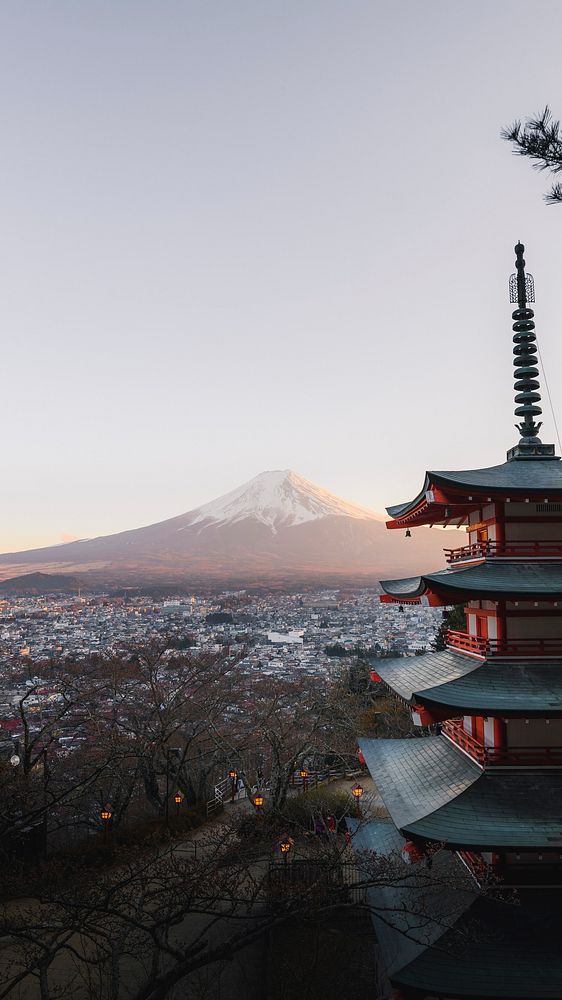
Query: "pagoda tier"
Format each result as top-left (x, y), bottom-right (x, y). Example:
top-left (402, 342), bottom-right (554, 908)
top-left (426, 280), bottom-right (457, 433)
top-left (386, 456), bottom-right (562, 530)
top-left (380, 562), bottom-right (562, 604)
top-left (372, 649), bottom-right (562, 717)
top-left (350, 819), bottom-right (562, 1000)
top-left (359, 737), bottom-right (562, 850)
top-left (356, 245), bottom-right (562, 998)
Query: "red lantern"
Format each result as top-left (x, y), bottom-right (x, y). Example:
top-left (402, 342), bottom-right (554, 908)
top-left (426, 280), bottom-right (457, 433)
top-left (411, 705), bottom-right (436, 727)
top-left (401, 840), bottom-right (422, 865)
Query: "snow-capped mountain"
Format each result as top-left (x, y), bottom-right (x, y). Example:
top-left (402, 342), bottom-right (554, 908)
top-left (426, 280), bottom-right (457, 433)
top-left (0, 470), bottom-right (449, 585)
top-left (187, 470), bottom-right (383, 531)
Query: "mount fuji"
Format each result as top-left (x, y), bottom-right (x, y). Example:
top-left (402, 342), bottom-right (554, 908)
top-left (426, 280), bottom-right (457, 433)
top-left (0, 470), bottom-right (450, 586)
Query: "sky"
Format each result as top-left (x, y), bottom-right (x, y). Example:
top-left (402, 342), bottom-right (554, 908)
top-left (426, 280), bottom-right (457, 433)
top-left (3, 0), bottom-right (562, 552)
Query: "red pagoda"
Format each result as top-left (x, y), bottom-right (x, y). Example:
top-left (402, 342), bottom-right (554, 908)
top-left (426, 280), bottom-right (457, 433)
top-left (356, 244), bottom-right (562, 999)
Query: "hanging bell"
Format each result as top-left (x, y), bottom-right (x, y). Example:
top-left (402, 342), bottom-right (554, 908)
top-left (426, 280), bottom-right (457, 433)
top-left (405, 529), bottom-right (411, 538)
top-left (398, 605), bottom-right (404, 613)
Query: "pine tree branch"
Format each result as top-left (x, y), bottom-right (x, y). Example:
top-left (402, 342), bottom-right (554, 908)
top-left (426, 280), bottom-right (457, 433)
top-left (502, 106), bottom-right (562, 203)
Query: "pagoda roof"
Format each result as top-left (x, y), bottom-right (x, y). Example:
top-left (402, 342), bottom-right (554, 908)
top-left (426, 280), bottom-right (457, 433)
top-left (380, 561), bottom-right (562, 602)
top-left (386, 456), bottom-right (562, 527)
top-left (350, 819), bottom-right (476, 983)
top-left (431, 457), bottom-right (562, 495)
top-left (359, 736), bottom-right (562, 848)
top-left (351, 818), bottom-right (562, 998)
top-left (374, 650), bottom-right (562, 715)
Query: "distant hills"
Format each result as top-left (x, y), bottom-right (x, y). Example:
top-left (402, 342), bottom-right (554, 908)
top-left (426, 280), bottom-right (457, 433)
top-left (0, 470), bottom-right (450, 586)
top-left (0, 572), bottom-right (82, 595)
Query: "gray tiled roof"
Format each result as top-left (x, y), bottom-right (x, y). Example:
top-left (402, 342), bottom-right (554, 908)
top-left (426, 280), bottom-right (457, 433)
top-left (374, 649), bottom-right (481, 701)
top-left (431, 458), bottom-right (562, 493)
top-left (349, 819), bottom-right (475, 976)
top-left (375, 650), bottom-right (562, 714)
top-left (387, 457), bottom-right (562, 518)
top-left (361, 736), bottom-right (562, 848)
top-left (358, 736), bottom-right (480, 829)
top-left (379, 574), bottom-right (426, 597)
top-left (381, 561), bottom-right (562, 599)
top-left (408, 769), bottom-right (562, 847)
top-left (397, 895), bottom-right (562, 1000)
top-left (350, 819), bottom-right (562, 998)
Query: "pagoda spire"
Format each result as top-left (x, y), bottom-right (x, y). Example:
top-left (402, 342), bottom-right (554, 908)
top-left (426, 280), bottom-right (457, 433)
top-left (507, 243), bottom-right (555, 460)
top-left (510, 242), bottom-right (541, 440)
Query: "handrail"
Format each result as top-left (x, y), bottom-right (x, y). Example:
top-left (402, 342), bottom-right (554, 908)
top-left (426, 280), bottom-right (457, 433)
top-left (206, 766), bottom-right (363, 816)
top-left (446, 630), bottom-right (562, 658)
top-left (485, 746), bottom-right (562, 765)
top-left (442, 719), bottom-right (562, 766)
top-left (446, 630), bottom-right (488, 656)
top-left (441, 719), bottom-right (485, 762)
top-left (444, 540), bottom-right (562, 563)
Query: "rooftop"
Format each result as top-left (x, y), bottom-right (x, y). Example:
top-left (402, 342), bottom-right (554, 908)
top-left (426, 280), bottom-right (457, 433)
top-left (359, 736), bottom-right (562, 848)
top-left (387, 457), bottom-right (562, 519)
top-left (381, 562), bottom-right (562, 602)
top-left (351, 818), bottom-right (562, 998)
top-left (374, 650), bottom-right (562, 715)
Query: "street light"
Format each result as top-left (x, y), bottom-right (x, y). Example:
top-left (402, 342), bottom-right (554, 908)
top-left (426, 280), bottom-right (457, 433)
top-left (279, 833), bottom-right (294, 864)
top-left (299, 768), bottom-right (309, 793)
top-left (100, 803), bottom-right (113, 843)
top-left (228, 769), bottom-right (238, 802)
top-left (351, 783), bottom-right (364, 818)
top-left (10, 739), bottom-right (20, 768)
top-left (174, 791), bottom-right (184, 817)
top-left (253, 793), bottom-right (265, 814)
top-left (165, 748), bottom-right (182, 827)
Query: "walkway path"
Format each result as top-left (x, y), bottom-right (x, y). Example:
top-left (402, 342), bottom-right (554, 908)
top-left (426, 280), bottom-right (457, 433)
top-left (0, 773), bottom-right (384, 1000)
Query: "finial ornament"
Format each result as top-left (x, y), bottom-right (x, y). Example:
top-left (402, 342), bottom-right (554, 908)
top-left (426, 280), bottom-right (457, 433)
top-left (509, 242), bottom-right (542, 444)
top-left (509, 242), bottom-right (535, 307)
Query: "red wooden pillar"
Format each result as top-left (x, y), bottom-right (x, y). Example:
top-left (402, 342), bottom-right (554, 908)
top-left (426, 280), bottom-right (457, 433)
top-left (474, 716), bottom-right (485, 744)
top-left (493, 717), bottom-right (506, 749)
top-left (495, 501), bottom-right (505, 546)
top-left (496, 599), bottom-right (506, 648)
top-left (494, 597), bottom-right (508, 753)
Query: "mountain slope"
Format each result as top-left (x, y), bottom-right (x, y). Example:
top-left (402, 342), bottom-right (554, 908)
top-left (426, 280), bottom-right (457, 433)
top-left (0, 470), bottom-right (451, 584)
top-left (188, 470), bottom-right (382, 530)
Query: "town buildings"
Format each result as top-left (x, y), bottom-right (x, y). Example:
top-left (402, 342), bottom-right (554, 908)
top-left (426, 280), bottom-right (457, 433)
top-left (0, 588), bottom-right (441, 759)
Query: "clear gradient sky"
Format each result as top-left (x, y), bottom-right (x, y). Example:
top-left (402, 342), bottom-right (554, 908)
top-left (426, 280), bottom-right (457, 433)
top-left (3, 1), bottom-right (562, 552)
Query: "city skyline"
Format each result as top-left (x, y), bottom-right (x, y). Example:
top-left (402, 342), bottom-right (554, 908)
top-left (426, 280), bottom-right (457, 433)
top-left (3, 1), bottom-right (562, 552)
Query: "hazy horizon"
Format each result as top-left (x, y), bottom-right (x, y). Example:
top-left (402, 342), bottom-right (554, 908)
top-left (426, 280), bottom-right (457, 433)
top-left (4, 1), bottom-right (562, 552)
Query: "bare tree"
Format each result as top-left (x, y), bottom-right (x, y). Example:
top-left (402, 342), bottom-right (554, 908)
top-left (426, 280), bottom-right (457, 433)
top-left (0, 645), bottom-right (244, 851)
top-left (226, 672), bottom-right (358, 812)
top-left (0, 812), bottom-right (496, 1000)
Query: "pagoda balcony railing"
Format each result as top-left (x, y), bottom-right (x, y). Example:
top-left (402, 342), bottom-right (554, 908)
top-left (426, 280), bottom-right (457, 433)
top-left (444, 540), bottom-right (562, 563)
top-left (442, 719), bottom-right (562, 766)
top-left (441, 719), bottom-right (486, 762)
top-left (446, 629), bottom-right (562, 658)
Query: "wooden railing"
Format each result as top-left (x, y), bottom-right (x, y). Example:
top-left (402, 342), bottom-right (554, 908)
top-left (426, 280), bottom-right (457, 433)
top-left (206, 766), bottom-right (363, 817)
top-left (444, 540), bottom-right (562, 563)
top-left (441, 719), bottom-right (485, 762)
top-left (485, 746), bottom-right (562, 766)
top-left (446, 630), bottom-right (562, 658)
top-left (446, 630), bottom-right (488, 656)
top-left (442, 719), bottom-right (562, 766)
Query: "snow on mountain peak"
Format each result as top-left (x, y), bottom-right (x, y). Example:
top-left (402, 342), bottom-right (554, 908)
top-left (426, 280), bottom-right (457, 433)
top-left (187, 470), bottom-right (381, 531)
